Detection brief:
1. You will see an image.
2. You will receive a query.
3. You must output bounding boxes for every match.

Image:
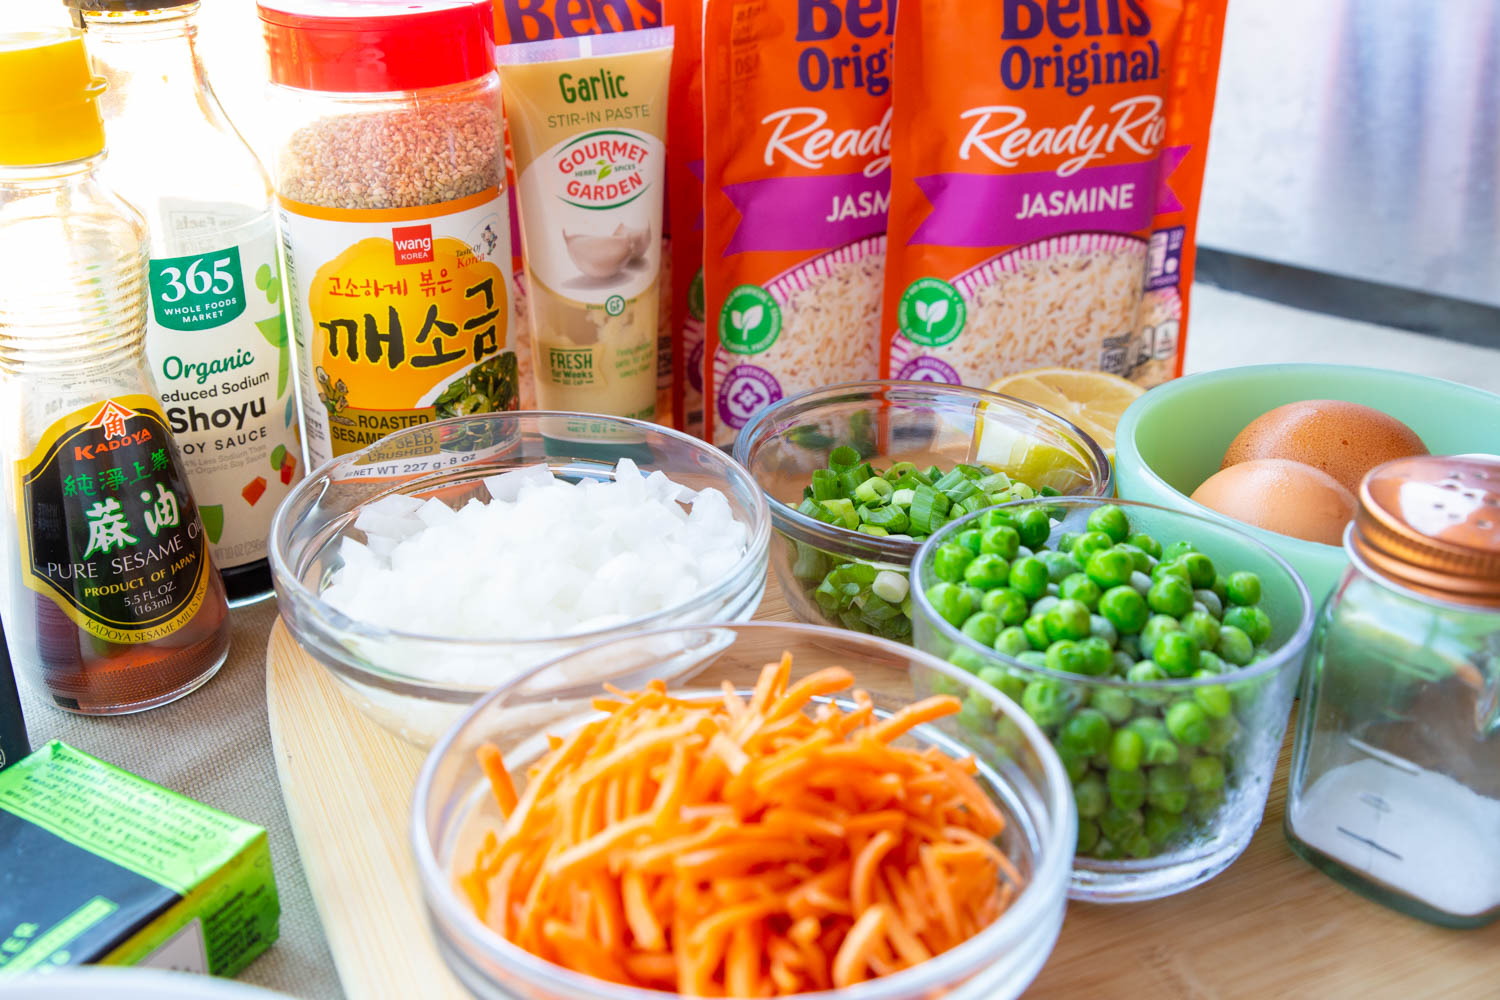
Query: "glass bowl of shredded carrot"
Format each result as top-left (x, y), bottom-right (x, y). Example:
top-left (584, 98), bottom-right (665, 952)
top-left (411, 621), bottom-right (1075, 999)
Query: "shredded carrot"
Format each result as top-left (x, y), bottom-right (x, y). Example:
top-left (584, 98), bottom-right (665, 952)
top-left (463, 653), bottom-right (1021, 996)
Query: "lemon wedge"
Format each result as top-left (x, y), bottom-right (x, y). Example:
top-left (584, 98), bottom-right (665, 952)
top-left (987, 367), bottom-right (1144, 455)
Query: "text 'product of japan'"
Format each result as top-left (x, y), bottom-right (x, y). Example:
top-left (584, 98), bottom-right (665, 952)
top-left (880, 0), bottom-right (1229, 389)
top-left (702, 0), bottom-right (896, 447)
top-left (259, 0), bottom-right (517, 466)
top-left (0, 27), bottom-right (231, 715)
top-left (1286, 455), bottom-right (1500, 927)
top-left (73, 0), bottom-right (304, 605)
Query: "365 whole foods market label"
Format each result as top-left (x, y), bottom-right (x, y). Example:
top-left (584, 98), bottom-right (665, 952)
top-left (13, 397), bottom-right (210, 644)
top-left (277, 189), bottom-right (517, 465)
top-left (146, 214), bottom-right (301, 571)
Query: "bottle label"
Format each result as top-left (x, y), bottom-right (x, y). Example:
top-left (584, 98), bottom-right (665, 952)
top-left (277, 189), bottom-right (517, 468)
top-left (13, 396), bottom-right (211, 644)
top-left (146, 217), bottom-right (301, 572)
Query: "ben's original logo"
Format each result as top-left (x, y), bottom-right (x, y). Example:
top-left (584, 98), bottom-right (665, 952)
top-left (497, 0), bottom-right (662, 43)
top-left (392, 225), bottom-right (435, 265)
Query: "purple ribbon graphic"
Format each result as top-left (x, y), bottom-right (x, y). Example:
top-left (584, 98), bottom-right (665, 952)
top-left (911, 146), bottom-right (1190, 247)
top-left (722, 172), bottom-right (887, 254)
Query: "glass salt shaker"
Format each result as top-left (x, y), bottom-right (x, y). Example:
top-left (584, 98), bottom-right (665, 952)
top-left (1286, 455), bottom-right (1500, 927)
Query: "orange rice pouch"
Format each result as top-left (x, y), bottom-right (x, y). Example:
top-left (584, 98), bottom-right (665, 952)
top-left (702, 0), bottom-right (895, 447)
top-left (880, 0), bottom-right (1229, 390)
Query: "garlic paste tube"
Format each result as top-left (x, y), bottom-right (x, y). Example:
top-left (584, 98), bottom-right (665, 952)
top-left (499, 28), bottom-right (673, 421)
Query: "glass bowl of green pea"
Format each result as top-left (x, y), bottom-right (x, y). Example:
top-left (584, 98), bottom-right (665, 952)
top-left (910, 497), bottom-right (1315, 902)
top-left (733, 381), bottom-right (1112, 643)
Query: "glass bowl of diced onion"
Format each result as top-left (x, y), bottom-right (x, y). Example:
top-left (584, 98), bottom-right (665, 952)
top-left (412, 621), bottom-right (1075, 1000)
top-left (269, 412), bottom-right (770, 747)
top-left (733, 381), bottom-right (1112, 644)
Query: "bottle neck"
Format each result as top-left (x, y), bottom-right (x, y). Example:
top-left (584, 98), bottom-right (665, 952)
top-left (0, 156), bottom-right (103, 192)
top-left (81, 7), bottom-right (210, 112)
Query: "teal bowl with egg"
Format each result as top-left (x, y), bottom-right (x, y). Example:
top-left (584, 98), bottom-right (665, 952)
top-left (1114, 364), bottom-right (1500, 606)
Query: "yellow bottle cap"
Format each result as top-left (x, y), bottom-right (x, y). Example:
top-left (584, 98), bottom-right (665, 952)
top-left (0, 27), bottom-right (107, 167)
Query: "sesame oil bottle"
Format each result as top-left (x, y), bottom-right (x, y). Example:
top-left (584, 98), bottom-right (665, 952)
top-left (0, 27), bottom-right (230, 714)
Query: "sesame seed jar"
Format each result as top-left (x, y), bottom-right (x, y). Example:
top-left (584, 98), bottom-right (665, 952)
top-left (258, 0), bottom-right (520, 471)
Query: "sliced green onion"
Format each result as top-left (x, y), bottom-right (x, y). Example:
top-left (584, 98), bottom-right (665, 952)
top-left (819, 497), bottom-right (858, 529)
top-left (828, 445), bottom-right (861, 471)
top-left (810, 468), bottom-right (840, 501)
top-left (853, 476), bottom-right (893, 505)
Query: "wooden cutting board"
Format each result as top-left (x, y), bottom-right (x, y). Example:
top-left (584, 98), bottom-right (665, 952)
top-left (267, 579), bottom-right (1500, 1000)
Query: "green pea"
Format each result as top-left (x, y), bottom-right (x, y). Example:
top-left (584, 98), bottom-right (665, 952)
top-left (1128, 532), bottom-right (1162, 559)
top-left (933, 543), bottom-right (975, 583)
top-left (1089, 614), bottom-right (1118, 648)
top-left (1223, 605), bottom-right (1272, 646)
top-left (1211, 573), bottom-right (1229, 601)
top-left (1148, 764), bottom-right (1191, 813)
top-left (1099, 805), bottom-right (1144, 845)
top-left (1203, 715), bottom-right (1239, 755)
top-left (1073, 530), bottom-right (1114, 560)
top-left (994, 625), bottom-right (1032, 658)
top-left (1044, 639), bottom-right (1085, 674)
top-left (956, 527), bottom-right (985, 555)
top-left (1145, 806), bottom-right (1185, 846)
top-left (1022, 613), bottom-right (1050, 650)
top-left (1037, 549), bottom-right (1082, 584)
top-left (1193, 588), bottom-right (1224, 619)
top-left (979, 587), bottom-right (1028, 625)
top-left (1129, 570), bottom-right (1153, 595)
top-left (1188, 755), bottom-right (1226, 792)
top-left (1099, 586), bottom-right (1149, 634)
top-left (1091, 685), bottom-right (1134, 724)
top-left (926, 582), bottom-right (973, 627)
top-left (1147, 575), bottom-right (1194, 618)
top-left (1216, 624), bottom-right (1254, 666)
top-left (948, 647), bottom-right (989, 675)
top-left (1139, 614), bottom-right (1181, 653)
top-left (1165, 700), bottom-right (1211, 746)
top-left (963, 553), bottom-right (1011, 589)
top-left (1061, 708), bottom-right (1112, 756)
top-left (1123, 830), bottom-right (1156, 859)
top-left (1126, 660), bottom-right (1170, 707)
top-left (1225, 570), bottom-right (1262, 606)
top-left (1086, 504), bottom-right (1130, 543)
top-left (958, 692), bottom-right (994, 733)
top-left (1071, 773), bottom-right (1106, 820)
top-left (1111, 650), bottom-right (1135, 675)
top-left (1176, 551), bottom-right (1217, 588)
top-left (976, 664), bottom-right (1008, 690)
top-left (1189, 789), bottom-right (1224, 824)
top-left (1008, 556), bottom-right (1049, 600)
top-left (1016, 651), bottom-right (1047, 669)
top-left (1150, 559), bottom-right (1192, 585)
top-left (1106, 767), bottom-right (1147, 810)
top-left (980, 524), bottom-right (1021, 559)
top-left (1091, 836), bottom-right (1121, 860)
top-left (1075, 636), bottom-right (1114, 676)
top-left (1163, 540), bottom-right (1197, 561)
top-left (1058, 744), bottom-right (1091, 782)
top-left (1076, 818), bottom-right (1101, 854)
top-left (1180, 610), bottom-right (1221, 652)
top-left (961, 611), bottom-right (1001, 647)
top-left (929, 672), bottom-right (965, 697)
top-left (1044, 598), bottom-right (1093, 642)
top-left (958, 584), bottom-right (987, 612)
top-left (1084, 547), bottom-right (1135, 590)
top-left (1115, 543), bottom-right (1153, 573)
top-left (1021, 678), bottom-right (1070, 727)
top-left (1153, 631), bottom-right (1200, 678)
top-left (1057, 531), bottom-right (1085, 553)
top-left (1058, 572), bottom-right (1102, 609)
top-left (1117, 633), bottom-right (1141, 661)
top-left (1108, 727), bottom-right (1144, 771)
top-left (1017, 508), bottom-right (1052, 549)
top-left (979, 508), bottom-right (1019, 531)
top-left (1192, 672), bottom-right (1233, 718)
top-left (1196, 650), bottom-right (1227, 675)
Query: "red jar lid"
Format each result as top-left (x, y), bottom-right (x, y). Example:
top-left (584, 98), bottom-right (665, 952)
top-left (259, 0), bottom-right (495, 94)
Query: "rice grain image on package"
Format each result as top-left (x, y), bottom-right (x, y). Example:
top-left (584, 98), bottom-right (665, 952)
top-left (880, 0), bottom-right (1229, 390)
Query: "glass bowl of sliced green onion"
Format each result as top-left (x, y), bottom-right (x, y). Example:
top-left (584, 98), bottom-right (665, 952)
top-left (733, 381), bottom-right (1112, 643)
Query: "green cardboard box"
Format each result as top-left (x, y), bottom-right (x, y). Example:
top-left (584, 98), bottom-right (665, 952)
top-left (0, 741), bottom-right (279, 976)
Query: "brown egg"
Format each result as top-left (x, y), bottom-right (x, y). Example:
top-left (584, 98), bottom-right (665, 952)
top-left (1221, 400), bottom-right (1427, 494)
top-left (1191, 458), bottom-right (1357, 545)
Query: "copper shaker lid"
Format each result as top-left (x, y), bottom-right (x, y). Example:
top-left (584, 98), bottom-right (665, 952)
top-left (1351, 455), bottom-right (1500, 607)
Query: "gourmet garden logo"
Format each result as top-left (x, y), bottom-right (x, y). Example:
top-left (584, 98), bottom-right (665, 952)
top-left (554, 130), bottom-right (653, 210)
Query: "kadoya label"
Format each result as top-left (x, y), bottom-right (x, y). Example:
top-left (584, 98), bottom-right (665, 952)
top-left (14, 396), bottom-right (211, 644)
